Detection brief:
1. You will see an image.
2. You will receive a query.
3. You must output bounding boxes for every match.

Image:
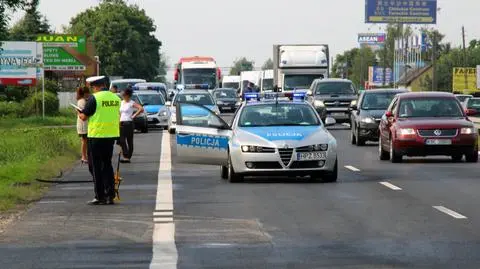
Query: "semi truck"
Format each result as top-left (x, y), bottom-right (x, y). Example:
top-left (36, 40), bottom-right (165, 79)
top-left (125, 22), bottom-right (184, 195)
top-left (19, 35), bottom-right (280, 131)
top-left (272, 44), bottom-right (329, 96)
top-left (174, 56), bottom-right (221, 89)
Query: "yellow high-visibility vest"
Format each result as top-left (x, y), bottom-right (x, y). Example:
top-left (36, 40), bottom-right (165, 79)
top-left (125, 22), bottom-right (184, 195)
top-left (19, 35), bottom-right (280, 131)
top-left (87, 91), bottom-right (121, 138)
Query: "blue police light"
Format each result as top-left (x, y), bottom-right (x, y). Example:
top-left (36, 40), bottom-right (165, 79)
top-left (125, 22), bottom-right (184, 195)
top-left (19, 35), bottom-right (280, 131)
top-left (292, 91), bottom-right (307, 102)
top-left (244, 93), bottom-right (260, 102)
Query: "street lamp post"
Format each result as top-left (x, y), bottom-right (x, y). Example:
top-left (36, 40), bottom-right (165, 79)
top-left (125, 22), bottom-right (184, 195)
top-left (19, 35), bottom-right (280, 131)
top-left (94, 56), bottom-right (100, 76)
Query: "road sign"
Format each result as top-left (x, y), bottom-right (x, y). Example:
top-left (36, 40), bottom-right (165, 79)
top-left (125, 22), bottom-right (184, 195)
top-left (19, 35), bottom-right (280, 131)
top-left (36, 35), bottom-right (87, 71)
top-left (365, 0), bottom-right (437, 24)
top-left (452, 67), bottom-right (477, 94)
top-left (0, 41), bottom-right (43, 86)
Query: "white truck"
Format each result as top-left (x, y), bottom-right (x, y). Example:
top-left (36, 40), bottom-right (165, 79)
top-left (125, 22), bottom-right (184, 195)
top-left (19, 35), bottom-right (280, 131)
top-left (221, 75), bottom-right (240, 90)
top-left (239, 70), bottom-right (262, 95)
top-left (272, 44), bottom-right (329, 96)
top-left (260, 69), bottom-right (274, 92)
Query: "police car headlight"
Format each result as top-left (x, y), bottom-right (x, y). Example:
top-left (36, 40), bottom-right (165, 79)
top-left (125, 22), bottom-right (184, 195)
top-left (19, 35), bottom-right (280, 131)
top-left (314, 100), bottom-right (325, 108)
top-left (241, 145), bottom-right (266, 152)
top-left (361, 117), bottom-right (375, 124)
top-left (313, 144), bottom-right (328, 151)
top-left (159, 110), bottom-right (168, 117)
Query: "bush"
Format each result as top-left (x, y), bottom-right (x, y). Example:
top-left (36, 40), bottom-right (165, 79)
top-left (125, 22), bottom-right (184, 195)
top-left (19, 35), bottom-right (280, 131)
top-left (0, 101), bottom-right (24, 117)
top-left (22, 91), bottom-right (59, 116)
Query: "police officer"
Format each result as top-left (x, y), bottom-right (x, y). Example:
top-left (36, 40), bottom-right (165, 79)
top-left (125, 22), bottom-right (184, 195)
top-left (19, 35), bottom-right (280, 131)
top-left (79, 76), bottom-right (121, 205)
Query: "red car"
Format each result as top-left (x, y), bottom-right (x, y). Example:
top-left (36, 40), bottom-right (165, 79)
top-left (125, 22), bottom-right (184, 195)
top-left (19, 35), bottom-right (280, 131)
top-left (378, 92), bottom-right (478, 163)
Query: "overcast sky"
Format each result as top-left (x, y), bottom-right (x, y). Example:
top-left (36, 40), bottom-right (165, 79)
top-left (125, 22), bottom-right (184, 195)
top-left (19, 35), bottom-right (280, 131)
top-left (11, 0), bottom-right (480, 78)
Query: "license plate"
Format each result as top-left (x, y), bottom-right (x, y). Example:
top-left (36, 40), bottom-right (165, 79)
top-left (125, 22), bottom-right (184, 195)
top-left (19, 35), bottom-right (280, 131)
top-left (331, 112), bottom-right (345, 117)
top-left (296, 152), bottom-right (327, 161)
top-left (425, 139), bottom-right (452, 145)
top-left (222, 107), bottom-right (231, 110)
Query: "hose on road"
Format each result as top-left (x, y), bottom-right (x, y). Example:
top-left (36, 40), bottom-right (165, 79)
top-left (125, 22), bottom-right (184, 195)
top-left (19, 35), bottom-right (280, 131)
top-left (35, 170), bottom-right (93, 184)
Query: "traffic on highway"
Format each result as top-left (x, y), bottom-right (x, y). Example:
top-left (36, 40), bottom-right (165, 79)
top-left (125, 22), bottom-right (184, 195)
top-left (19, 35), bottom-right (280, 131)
top-left (3, 0), bottom-right (480, 268)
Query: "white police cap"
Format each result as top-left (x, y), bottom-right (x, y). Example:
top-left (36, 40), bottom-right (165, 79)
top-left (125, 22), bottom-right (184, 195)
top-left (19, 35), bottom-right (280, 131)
top-left (86, 76), bottom-right (109, 86)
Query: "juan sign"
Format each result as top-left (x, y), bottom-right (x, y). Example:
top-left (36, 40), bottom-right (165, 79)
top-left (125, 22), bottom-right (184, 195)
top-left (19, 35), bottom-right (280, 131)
top-left (36, 35), bottom-right (87, 71)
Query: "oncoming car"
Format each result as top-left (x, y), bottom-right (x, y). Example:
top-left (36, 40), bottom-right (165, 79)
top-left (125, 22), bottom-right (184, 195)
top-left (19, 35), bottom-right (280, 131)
top-left (174, 95), bottom-right (338, 183)
top-left (167, 90), bottom-right (219, 134)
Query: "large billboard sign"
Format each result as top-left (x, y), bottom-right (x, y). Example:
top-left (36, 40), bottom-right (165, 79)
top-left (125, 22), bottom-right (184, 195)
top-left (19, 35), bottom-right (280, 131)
top-left (365, 0), bottom-right (437, 24)
top-left (358, 33), bottom-right (386, 51)
top-left (36, 35), bottom-right (87, 71)
top-left (0, 41), bottom-right (43, 86)
top-left (452, 67), bottom-right (478, 94)
top-left (368, 66), bottom-right (392, 86)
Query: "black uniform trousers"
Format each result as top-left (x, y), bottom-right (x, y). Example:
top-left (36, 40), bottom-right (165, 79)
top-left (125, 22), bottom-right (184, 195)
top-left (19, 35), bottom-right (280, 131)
top-left (87, 138), bottom-right (116, 201)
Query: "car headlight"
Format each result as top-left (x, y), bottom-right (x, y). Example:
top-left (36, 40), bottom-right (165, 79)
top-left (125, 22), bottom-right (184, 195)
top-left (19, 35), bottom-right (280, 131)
top-left (314, 100), bottom-right (325, 107)
top-left (235, 101), bottom-right (242, 106)
top-left (159, 110), bottom-right (168, 116)
top-left (361, 117), bottom-right (375, 124)
top-left (398, 128), bottom-right (416, 136)
top-left (350, 100), bottom-right (357, 106)
top-left (216, 101), bottom-right (224, 105)
top-left (213, 107), bottom-right (220, 115)
top-left (461, 127), bottom-right (475, 134)
top-left (241, 145), bottom-right (268, 153)
top-left (313, 144), bottom-right (328, 151)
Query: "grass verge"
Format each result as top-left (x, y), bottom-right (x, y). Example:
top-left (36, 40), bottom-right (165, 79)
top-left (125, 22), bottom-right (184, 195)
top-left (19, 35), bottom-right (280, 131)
top-left (0, 127), bottom-right (80, 212)
top-left (0, 109), bottom-right (76, 129)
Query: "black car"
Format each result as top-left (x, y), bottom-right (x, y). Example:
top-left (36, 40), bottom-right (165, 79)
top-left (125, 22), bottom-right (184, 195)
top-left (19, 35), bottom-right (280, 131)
top-left (212, 88), bottom-right (240, 113)
top-left (117, 93), bottom-right (148, 133)
top-left (350, 89), bottom-right (407, 145)
top-left (307, 78), bottom-right (358, 124)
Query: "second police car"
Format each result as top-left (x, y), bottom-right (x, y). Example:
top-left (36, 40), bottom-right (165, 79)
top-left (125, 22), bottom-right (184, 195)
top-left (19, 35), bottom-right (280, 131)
top-left (174, 92), bottom-right (339, 182)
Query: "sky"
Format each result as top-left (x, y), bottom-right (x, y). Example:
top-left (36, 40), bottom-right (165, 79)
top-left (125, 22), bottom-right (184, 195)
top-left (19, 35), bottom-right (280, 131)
top-left (10, 0), bottom-right (480, 79)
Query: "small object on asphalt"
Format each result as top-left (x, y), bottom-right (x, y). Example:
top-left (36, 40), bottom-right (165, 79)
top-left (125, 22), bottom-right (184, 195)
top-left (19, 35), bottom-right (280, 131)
top-left (114, 151), bottom-right (123, 201)
top-left (87, 198), bottom-right (106, 205)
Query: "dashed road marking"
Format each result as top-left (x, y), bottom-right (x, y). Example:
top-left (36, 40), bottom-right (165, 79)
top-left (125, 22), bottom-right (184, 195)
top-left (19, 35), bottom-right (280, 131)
top-left (344, 165), bottom-right (361, 172)
top-left (149, 133), bottom-right (178, 269)
top-left (433, 206), bottom-right (467, 219)
top-left (379, 182), bottom-right (402, 190)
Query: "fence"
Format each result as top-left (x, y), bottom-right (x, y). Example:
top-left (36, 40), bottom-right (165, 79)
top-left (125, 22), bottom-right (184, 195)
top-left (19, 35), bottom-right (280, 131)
top-left (57, 92), bottom-right (77, 109)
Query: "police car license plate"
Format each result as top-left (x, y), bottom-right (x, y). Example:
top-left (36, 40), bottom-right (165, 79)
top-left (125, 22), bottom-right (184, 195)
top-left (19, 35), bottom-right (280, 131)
top-left (425, 139), bottom-right (452, 145)
top-left (296, 152), bottom-right (326, 161)
top-left (222, 107), bottom-right (231, 110)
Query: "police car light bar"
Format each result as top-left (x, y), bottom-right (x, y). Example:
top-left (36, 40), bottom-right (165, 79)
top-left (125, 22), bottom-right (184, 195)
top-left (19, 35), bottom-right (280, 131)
top-left (244, 92), bottom-right (307, 102)
top-left (184, 84), bottom-right (210, 90)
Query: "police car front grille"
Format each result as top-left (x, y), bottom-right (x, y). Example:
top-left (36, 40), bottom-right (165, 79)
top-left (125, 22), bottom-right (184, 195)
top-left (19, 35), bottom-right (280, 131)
top-left (278, 148), bottom-right (293, 165)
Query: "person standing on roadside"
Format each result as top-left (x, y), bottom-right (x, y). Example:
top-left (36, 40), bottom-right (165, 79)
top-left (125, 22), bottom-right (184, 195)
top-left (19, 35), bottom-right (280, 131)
top-left (110, 85), bottom-right (119, 94)
top-left (76, 86), bottom-right (90, 163)
top-left (78, 76), bottom-right (121, 205)
top-left (119, 88), bottom-right (144, 163)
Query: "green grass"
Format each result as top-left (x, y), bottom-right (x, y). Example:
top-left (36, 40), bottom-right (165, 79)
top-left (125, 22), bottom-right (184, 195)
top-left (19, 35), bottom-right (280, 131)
top-left (0, 109), bottom-right (76, 129)
top-left (0, 127), bottom-right (80, 212)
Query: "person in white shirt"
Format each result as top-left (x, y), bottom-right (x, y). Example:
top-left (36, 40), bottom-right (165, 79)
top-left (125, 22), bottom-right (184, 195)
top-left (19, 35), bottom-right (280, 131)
top-left (119, 88), bottom-right (144, 163)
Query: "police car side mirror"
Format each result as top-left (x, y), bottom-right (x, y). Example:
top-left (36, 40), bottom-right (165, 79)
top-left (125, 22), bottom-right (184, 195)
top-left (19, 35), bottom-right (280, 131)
top-left (324, 117), bottom-right (336, 126)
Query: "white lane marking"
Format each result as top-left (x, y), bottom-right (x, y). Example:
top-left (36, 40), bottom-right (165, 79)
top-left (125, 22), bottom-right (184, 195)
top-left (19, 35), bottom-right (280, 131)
top-left (379, 182), bottom-right (402, 190)
top-left (153, 211), bottom-right (173, 217)
top-left (149, 133), bottom-right (177, 269)
top-left (344, 165), bottom-right (361, 172)
top-left (38, 200), bottom-right (66, 204)
top-left (433, 206), bottom-right (468, 219)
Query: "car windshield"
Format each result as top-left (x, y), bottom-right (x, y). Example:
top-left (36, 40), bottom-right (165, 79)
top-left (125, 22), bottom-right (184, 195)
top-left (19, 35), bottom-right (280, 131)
top-left (284, 75), bottom-right (322, 91)
top-left (398, 98), bottom-right (464, 118)
top-left (174, 93), bottom-right (214, 105)
top-left (262, 79), bottom-right (274, 92)
top-left (137, 94), bottom-right (165, 105)
top-left (467, 98), bottom-right (480, 109)
top-left (238, 104), bottom-right (320, 127)
top-left (214, 90), bottom-right (236, 99)
top-left (361, 92), bottom-right (399, 110)
top-left (183, 68), bottom-right (217, 89)
top-left (315, 82), bottom-right (356, 95)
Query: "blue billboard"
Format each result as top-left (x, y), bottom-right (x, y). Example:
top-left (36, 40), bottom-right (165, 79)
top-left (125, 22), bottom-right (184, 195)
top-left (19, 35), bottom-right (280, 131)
top-left (369, 66), bottom-right (392, 86)
top-left (365, 0), bottom-right (437, 24)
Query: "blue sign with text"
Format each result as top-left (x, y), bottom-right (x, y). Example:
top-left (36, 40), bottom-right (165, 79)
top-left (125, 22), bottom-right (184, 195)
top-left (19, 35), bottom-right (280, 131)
top-left (365, 0), bottom-right (437, 24)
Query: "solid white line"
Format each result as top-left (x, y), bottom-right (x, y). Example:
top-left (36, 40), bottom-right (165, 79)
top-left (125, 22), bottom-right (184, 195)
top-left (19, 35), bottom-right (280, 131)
top-left (379, 182), bottom-right (402, 191)
top-left (149, 133), bottom-right (177, 269)
top-left (433, 206), bottom-right (467, 219)
top-left (344, 165), bottom-right (361, 172)
top-left (154, 217), bottom-right (174, 223)
top-left (153, 212), bottom-right (173, 217)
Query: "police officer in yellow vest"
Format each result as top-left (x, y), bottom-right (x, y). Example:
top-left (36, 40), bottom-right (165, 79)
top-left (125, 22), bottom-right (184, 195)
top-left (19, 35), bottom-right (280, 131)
top-left (79, 76), bottom-right (121, 205)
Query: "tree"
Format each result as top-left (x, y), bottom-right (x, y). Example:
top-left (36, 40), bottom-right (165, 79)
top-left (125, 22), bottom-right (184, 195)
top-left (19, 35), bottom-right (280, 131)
top-left (9, 0), bottom-right (51, 41)
top-left (68, 0), bottom-right (163, 80)
top-left (261, 58), bottom-right (273, 70)
top-left (154, 55), bottom-right (168, 83)
top-left (229, 57), bottom-right (254, 75)
top-left (0, 0), bottom-right (29, 41)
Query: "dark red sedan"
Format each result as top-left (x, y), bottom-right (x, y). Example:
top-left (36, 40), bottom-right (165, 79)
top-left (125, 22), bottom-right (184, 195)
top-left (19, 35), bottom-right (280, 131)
top-left (379, 92), bottom-right (478, 163)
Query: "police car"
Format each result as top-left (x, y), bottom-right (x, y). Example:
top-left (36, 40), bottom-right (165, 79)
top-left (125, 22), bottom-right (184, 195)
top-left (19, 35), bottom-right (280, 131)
top-left (174, 92), bottom-right (339, 182)
top-left (167, 87), bottom-right (220, 134)
top-left (134, 90), bottom-right (168, 129)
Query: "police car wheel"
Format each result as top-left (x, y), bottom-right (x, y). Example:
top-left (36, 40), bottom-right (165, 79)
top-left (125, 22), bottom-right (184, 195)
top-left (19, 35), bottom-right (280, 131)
top-left (168, 128), bottom-right (175, 134)
top-left (322, 159), bottom-right (338, 183)
top-left (220, 165), bottom-right (228, 179)
top-left (227, 155), bottom-right (243, 183)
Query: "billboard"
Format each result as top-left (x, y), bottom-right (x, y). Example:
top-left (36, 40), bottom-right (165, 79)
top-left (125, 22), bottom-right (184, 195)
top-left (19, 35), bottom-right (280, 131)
top-left (452, 67), bottom-right (478, 93)
top-left (36, 35), bottom-right (87, 71)
top-left (365, 0), bottom-right (437, 24)
top-left (368, 66), bottom-right (392, 86)
top-left (358, 33), bottom-right (386, 51)
top-left (0, 41), bottom-right (43, 86)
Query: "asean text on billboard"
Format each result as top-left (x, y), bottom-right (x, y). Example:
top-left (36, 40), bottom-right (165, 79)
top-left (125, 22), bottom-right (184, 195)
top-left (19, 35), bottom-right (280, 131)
top-left (365, 0), bottom-right (437, 24)
top-left (0, 41), bottom-right (42, 86)
top-left (36, 35), bottom-right (87, 71)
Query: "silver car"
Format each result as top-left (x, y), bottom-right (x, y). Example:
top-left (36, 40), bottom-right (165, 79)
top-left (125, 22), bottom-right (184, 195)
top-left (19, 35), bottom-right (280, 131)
top-left (174, 99), bottom-right (338, 182)
top-left (167, 90), bottom-right (220, 134)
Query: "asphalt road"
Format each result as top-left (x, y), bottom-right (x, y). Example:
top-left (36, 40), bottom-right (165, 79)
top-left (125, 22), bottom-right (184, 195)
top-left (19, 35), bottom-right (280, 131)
top-left (1, 113), bottom-right (480, 268)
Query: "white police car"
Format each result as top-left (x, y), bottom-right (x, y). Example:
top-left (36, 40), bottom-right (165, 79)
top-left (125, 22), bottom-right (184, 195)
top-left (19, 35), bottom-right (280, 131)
top-left (167, 88), bottom-right (220, 134)
top-left (174, 92), bottom-right (338, 182)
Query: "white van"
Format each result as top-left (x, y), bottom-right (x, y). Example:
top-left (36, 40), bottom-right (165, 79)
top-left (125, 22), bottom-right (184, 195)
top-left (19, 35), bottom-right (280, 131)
top-left (222, 75), bottom-right (240, 90)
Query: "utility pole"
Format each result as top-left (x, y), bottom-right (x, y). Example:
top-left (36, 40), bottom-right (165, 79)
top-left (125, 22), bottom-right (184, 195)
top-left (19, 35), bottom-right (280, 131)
top-left (431, 31), bottom-right (437, 92)
top-left (462, 26), bottom-right (468, 92)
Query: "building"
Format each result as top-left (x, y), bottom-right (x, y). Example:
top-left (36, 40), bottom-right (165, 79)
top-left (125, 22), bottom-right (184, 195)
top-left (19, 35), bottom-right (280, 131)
top-left (397, 65), bottom-right (433, 92)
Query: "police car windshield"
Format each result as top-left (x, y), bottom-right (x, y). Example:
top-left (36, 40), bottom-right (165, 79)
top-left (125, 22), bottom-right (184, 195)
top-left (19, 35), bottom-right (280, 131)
top-left (174, 93), bottom-right (214, 105)
top-left (315, 82), bottom-right (355, 95)
top-left (239, 104), bottom-right (320, 127)
top-left (137, 93), bottom-right (165, 105)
